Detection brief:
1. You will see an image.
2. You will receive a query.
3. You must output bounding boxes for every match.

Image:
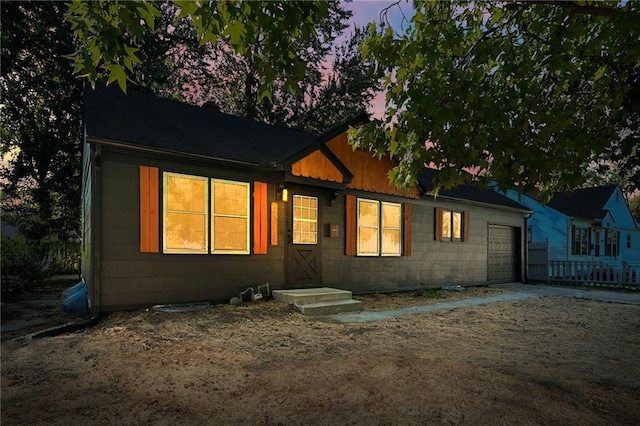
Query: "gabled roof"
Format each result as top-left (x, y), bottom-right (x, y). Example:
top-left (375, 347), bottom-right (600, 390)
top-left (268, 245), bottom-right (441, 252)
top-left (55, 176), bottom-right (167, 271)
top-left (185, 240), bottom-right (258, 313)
top-left (417, 168), bottom-right (529, 211)
top-left (84, 85), bottom-right (318, 166)
top-left (547, 184), bottom-right (618, 220)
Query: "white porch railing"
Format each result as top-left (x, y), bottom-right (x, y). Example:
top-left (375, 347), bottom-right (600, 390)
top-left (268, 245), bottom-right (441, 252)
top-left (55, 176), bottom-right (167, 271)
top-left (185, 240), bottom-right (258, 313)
top-left (547, 261), bottom-right (640, 286)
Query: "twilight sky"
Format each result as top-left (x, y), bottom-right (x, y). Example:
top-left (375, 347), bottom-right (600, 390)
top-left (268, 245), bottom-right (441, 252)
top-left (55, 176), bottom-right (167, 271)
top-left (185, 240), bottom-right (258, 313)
top-left (341, 0), bottom-right (415, 117)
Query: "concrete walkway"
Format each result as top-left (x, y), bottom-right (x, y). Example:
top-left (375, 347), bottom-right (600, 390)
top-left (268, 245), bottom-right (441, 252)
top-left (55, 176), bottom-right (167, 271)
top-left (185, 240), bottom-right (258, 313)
top-left (328, 283), bottom-right (640, 324)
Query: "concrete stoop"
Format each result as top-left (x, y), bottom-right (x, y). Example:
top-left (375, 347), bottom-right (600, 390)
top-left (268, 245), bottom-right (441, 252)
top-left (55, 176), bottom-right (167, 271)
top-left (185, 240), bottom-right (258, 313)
top-left (272, 287), bottom-right (362, 316)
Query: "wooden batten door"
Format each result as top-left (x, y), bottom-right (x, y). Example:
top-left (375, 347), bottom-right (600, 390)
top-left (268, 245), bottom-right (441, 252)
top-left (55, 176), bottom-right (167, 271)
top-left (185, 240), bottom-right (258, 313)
top-left (287, 191), bottom-right (322, 287)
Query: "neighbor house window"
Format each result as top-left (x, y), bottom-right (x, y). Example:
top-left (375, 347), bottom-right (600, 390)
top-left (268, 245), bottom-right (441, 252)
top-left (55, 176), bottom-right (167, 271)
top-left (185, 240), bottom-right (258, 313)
top-left (593, 230), bottom-right (601, 256)
top-left (163, 172), bottom-right (208, 254)
top-left (627, 234), bottom-right (632, 250)
top-left (357, 198), bottom-right (401, 256)
top-left (293, 195), bottom-right (318, 244)
top-left (211, 179), bottom-right (250, 254)
top-left (605, 230), bottom-right (619, 257)
top-left (571, 226), bottom-right (590, 256)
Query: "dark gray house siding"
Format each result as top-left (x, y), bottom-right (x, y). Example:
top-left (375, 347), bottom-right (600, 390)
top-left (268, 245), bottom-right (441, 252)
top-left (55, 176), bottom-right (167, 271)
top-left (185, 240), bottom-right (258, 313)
top-left (321, 192), bottom-right (526, 294)
top-left (95, 149), bottom-right (286, 311)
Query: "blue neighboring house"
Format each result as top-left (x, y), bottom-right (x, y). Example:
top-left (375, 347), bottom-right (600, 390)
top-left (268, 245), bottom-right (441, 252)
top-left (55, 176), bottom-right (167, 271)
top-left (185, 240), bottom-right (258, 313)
top-left (501, 185), bottom-right (640, 266)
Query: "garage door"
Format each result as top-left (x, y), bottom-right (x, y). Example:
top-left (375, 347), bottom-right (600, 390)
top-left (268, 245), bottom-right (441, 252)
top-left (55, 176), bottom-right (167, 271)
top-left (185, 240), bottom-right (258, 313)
top-left (488, 225), bottom-right (520, 282)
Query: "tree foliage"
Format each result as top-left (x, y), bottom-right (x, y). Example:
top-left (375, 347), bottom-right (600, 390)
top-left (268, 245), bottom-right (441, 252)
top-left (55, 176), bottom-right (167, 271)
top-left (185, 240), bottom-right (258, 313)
top-left (350, 1), bottom-right (640, 196)
top-left (188, 25), bottom-right (380, 134)
top-left (1, 1), bottom-right (82, 242)
top-left (65, 0), bottom-right (334, 100)
top-left (629, 195), bottom-right (640, 223)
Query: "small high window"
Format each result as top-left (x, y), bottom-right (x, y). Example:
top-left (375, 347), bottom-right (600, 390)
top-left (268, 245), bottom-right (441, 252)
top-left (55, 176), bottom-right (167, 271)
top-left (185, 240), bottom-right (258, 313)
top-left (440, 209), bottom-right (463, 242)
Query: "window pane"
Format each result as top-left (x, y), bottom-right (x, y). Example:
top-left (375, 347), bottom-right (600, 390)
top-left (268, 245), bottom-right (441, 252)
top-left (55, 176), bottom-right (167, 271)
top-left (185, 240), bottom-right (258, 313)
top-left (442, 210), bottom-right (451, 239)
top-left (164, 173), bottom-right (208, 253)
top-left (382, 203), bottom-right (401, 229)
top-left (213, 181), bottom-right (247, 216)
top-left (358, 200), bottom-right (379, 227)
top-left (358, 227), bottom-right (379, 254)
top-left (453, 212), bottom-right (462, 240)
top-left (166, 175), bottom-right (206, 213)
top-left (292, 195), bottom-right (318, 245)
top-left (382, 229), bottom-right (401, 255)
top-left (165, 212), bottom-right (206, 251)
top-left (213, 217), bottom-right (248, 251)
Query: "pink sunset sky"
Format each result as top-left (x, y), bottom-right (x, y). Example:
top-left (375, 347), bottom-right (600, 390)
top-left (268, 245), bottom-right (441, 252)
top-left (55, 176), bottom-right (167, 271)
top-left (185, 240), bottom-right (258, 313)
top-left (341, 0), bottom-right (415, 118)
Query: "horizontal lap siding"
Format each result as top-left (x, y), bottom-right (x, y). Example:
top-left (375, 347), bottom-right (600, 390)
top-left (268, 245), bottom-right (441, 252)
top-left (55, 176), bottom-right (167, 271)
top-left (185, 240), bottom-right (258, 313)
top-left (98, 151), bottom-right (285, 310)
top-left (322, 194), bottom-right (525, 293)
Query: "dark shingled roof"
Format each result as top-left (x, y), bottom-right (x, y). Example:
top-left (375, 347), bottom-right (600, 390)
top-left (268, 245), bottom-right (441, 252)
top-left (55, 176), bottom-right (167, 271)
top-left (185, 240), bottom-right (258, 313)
top-left (547, 184), bottom-right (617, 220)
top-left (84, 84), bottom-right (318, 165)
top-left (417, 168), bottom-right (529, 211)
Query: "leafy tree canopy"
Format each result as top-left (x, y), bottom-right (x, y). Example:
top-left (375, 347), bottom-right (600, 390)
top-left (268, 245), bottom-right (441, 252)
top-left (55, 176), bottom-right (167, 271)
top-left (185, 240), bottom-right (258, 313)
top-left (65, 0), bottom-right (333, 102)
top-left (349, 0), bottom-right (639, 197)
top-left (188, 26), bottom-right (379, 134)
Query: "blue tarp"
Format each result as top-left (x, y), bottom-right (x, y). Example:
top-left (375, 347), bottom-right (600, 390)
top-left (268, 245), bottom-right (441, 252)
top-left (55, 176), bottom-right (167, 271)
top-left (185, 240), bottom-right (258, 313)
top-left (61, 281), bottom-right (88, 315)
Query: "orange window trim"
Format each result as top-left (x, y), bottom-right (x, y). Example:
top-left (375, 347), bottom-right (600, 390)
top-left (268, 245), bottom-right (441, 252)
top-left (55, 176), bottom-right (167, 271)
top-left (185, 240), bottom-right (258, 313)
top-left (345, 194), bottom-right (357, 256)
top-left (403, 204), bottom-right (412, 256)
top-left (434, 207), bottom-right (443, 241)
top-left (463, 211), bottom-right (471, 242)
top-left (139, 165), bottom-right (159, 253)
top-left (253, 181), bottom-right (268, 254)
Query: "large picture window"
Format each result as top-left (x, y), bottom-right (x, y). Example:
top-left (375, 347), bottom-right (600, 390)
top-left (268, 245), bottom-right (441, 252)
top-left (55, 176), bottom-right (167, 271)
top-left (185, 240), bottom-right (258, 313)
top-left (163, 172), bottom-right (208, 254)
top-left (162, 172), bottom-right (250, 254)
top-left (357, 198), bottom-right (401, 256)
top-left (211, 179), bottom-right (250, 254)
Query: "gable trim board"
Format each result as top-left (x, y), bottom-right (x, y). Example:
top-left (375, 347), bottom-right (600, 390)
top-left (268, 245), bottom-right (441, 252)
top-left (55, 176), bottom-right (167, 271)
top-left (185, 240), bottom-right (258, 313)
top-left (82, 86), bottom-right (530, 311)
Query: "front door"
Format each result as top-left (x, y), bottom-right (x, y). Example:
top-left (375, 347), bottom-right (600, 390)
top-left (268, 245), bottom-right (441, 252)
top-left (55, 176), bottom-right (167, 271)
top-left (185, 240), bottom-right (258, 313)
top-left (287, 192), bottom-right (322, 288)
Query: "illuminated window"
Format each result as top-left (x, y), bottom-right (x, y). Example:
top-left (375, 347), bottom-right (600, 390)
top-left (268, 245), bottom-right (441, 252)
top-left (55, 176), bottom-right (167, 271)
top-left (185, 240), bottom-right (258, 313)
top-left (293, 195), bottom-right (318, 244)
top-left (381, 202), bottom-right (401, 256)
top-left (440, 209), bottom-right (462, 242)
top-left (211, 179), bottom-right (250, 254)
top-left (357, 198), bottom-right (401, 256)
top-left (163, 172), bottom-right (208, 254)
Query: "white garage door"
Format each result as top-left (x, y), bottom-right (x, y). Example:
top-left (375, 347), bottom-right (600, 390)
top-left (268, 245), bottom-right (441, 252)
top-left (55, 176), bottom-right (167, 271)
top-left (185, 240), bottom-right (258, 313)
top-left (488, 225), bottom-right (520, 283)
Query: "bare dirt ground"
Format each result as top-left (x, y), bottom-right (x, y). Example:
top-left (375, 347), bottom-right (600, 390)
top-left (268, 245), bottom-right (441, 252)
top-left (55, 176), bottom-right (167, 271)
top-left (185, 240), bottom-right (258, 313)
top-left (2, 284), bottom-right (640, 425)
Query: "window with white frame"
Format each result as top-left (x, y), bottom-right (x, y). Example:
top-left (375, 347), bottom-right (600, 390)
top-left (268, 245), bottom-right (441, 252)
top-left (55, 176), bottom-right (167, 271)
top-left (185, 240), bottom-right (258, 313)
top-left (162, 172), bottom-right (250, 254)
top-left (211, 179), bottom-right (250, 254)
top-left (292, 195), bottom-right (318, 244)
top-left (163, 172), bottom-right (209, 254)
top-left (357, 198), bottom-right (401, 256)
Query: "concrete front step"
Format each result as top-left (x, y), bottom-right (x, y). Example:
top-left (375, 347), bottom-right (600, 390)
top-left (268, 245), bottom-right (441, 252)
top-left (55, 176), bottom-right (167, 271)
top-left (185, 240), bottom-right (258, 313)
top-left (295, 299), bottom-right (362, 316)
top-left (273, 287), bottom-right (362, 316)
top-left (273, 287), bottom-right (353, 306)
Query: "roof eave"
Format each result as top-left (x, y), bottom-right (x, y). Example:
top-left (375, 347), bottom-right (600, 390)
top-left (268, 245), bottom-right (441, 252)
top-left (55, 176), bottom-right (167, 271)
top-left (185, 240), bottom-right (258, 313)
top-left (86, 136), bottom-right (268, 169)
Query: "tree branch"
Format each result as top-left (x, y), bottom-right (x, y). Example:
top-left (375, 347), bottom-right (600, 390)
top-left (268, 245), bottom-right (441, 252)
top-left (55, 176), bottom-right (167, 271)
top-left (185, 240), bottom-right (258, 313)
top-left (524, 1), bottom-right (617, 18)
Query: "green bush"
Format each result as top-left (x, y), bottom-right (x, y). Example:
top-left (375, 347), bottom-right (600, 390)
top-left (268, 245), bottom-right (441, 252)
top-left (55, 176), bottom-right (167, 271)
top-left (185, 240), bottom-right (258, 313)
top-left (1, 235), bottom-right (53, 283)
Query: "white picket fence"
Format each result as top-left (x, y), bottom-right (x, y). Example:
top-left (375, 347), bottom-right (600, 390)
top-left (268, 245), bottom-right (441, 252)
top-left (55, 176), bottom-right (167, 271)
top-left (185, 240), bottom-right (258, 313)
top-left (527, 240), bottom-right (640, 286)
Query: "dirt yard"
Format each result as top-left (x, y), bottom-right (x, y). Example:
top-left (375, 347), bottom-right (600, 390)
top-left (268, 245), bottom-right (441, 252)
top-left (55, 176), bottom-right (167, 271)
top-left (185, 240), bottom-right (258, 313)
top-left (2, 284), bottom-right (640, 425)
